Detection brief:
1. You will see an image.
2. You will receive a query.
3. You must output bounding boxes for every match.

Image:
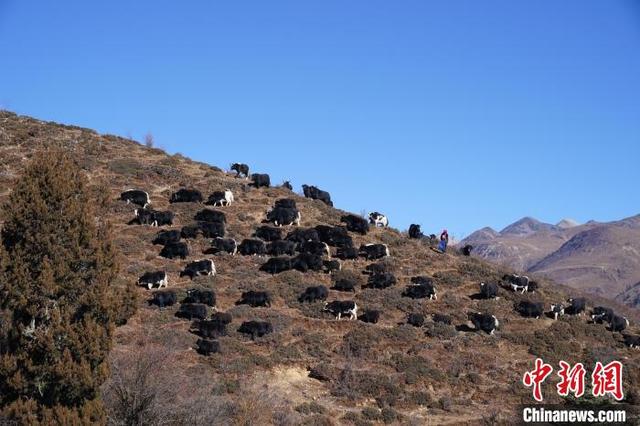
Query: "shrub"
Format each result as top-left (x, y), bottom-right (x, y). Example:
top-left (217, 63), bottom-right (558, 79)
top-left (341, 327), bottom-right (379, 359)
top-left (295, 402), bottom-right (327, 415)
top-left (424, 322), bottom-right (458, 339)
top-left (108, 158), bottom-right (142, 176)
top-left (433, 270), bottom-right (464, 287)
top-left (301, 415), bottom-right (336, 426)
top-left (389, 353), bottom-right (445, 385)
top-left (0, 150), bottom-right (130, 422)
top-left (332, 368), bottom-right (401, 406)
top-left (144, 133), bottom-right (154, 148)
top-left (381, 407), bottom-right (400, 424)
top-left (361, 407), bottom-right (382, 420)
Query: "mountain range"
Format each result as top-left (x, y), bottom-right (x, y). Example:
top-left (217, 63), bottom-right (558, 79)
top-left (461, 215), bottom-right (640, 308)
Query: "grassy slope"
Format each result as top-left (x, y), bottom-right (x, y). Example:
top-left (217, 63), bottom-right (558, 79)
top-left (1, 111), bottom-right (638, 425)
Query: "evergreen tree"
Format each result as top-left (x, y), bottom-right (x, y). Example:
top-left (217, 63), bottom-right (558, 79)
top-left (0, 149), bottom-right (121, 424)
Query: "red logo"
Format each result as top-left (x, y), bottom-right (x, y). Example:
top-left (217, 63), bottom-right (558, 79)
top-left (556, 361), bottom-right (586, 398)
top-left (523, 358), bottom-right (554, 402)
top-left (523, 359), bottom-right (624, 402)
top-left (592, 361), bottom-right (624, 401)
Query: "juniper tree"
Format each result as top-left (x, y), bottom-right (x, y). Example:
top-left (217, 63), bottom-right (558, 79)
top-left (0, 149), bottom-right (123, 424)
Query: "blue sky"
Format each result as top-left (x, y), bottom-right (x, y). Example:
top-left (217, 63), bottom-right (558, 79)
top-left (1, 1), bottom-right (639, 238)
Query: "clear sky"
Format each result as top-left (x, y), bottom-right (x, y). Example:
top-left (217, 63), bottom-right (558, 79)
top-left (1, 1), bottom-right (639, 238)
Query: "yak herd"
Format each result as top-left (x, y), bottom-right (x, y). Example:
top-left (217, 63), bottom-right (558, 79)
top-left (121, 163), bottom-right (639, 356)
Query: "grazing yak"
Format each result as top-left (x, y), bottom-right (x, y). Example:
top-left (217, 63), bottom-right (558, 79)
top-left (266, 207), bottom-right (300, 227)
top-left (291, 254), bottom-right (324, 272)
top-left (368, 212), bottom-right (388, 227)
top-left (134, 208), bottom-right (174, 227)
top-left (129, 208), bottom-right (158, 226)
top-left (323, 301), bottom-right (358, 320)
top-left (550, 303), bottom-right (565, 320)
top-left (367, 273), bottom-right (396, 289)
top-left (359, 244), bottom-right (390, 260)
top-left (153, 229), bottom-right (181, 246)
top-left (460, 244), bottom-right (473, 256)
top-left (302, 185), bottom-right (333, 206)
top-left (160, 241), bottom-right (189, 259)
top-left (198, 222), bottom-right (226, 238)
top-left (322, 259), bottom-right (341, 273)
top-left (407, 313), bottom-right (425, 327)
top-left (206, 189), bottom-right (234, 207)
top-left (503, 274), bottom-right (530, 293)
top-left (196, 339), bottom-right (220, 356)
top-left (515, 301), bottom-right (544, 319)
top-left (358, 310), bottom-right (381, 324)
top-left (267, 240), bottom-right (297, 256)
top-left (286, 228), bottom-right (320, 244)
top-left (180, 222), bottom-right (225, 239)
top-left (275, 198), bottom-right (297, 209)
top-left (176, 303), bottom-right (208, 320)
top-left (315, 225), bottom-right (353, 248)
top-left (184, 288), bottom-right (216, 307)
top-left (205, 237), bottom-right (237, 255)
top-left (170, 188), bottom-right (203, 203)
top-left (411, 276), bottom-right (433, 286)
top-left (293, 253), bottom-right (324, 272)
top-left (408, 224), bottom-right (424, 239)
top-left (194, 209), bottom-right (226, 223)
top-left (120, 189), bottom-right (150, 207)
top-left (238, 321), bottom-right (273, 340)
top-left (236, 291), bottom-right (272, 307)
top-left (231, 163), bottom-right (249, 178)
top-left (238, 239), bottom-right (267, 256)
top-left (363, 262), bottom-right (389, 275)
top-left (403, 282), bottom-right (436, 300)
top-left (298, 286), bottom-right (329, 303)
top-left (623, 334), bottom-right (640, 349)
top-left (341, 214), bottom-right (369, 235)
top-left (260, 257), bottom-right (293, 274)
top-left (251, 173), bottom-right (271, 188)
top-left (180, 259), bottom-right (216, 279)
top-left (479, 282), bottom-right (498, 299)
top-left (138, 271), bottom-right (168, 289)
top-left (298, 241), bottom-right (331, 257)
top-left (565, 297), bottom-right (586, 315)
top-left (150, 290), bottom-right (177, 308)
top-left (468, 312), bottom-right (499, 335)
top-left (335, 246), bottom-right (359, 260)
top-left (332, 278), bottom-right (357, 293)
top-left (254, 225), bottom-right (283, 242)
top-left (591, 306), bottom-right (615, 324)
top-left (197, 312), bottom-right (233, 338)
top-left (609, 315), bottom-right (629, 332)
top-left (181, 224), bottom-right (202, 239)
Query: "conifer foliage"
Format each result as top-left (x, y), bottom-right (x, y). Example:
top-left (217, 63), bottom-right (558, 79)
top-left (0, 149), bottom-right (124, 423)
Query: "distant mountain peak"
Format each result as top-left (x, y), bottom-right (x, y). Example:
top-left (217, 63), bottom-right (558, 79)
top-left (499, 217), bottom-right (556, 236)
top-left (463, 226), bottom-right (498, 242)
top-left (556, 218), bottom-right (579, 229)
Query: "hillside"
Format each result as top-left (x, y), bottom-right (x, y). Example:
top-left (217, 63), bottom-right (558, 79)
top-left (1, 110), bottom-right (639, 425)
top-left (462, 216), bottom-right (640, 308)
